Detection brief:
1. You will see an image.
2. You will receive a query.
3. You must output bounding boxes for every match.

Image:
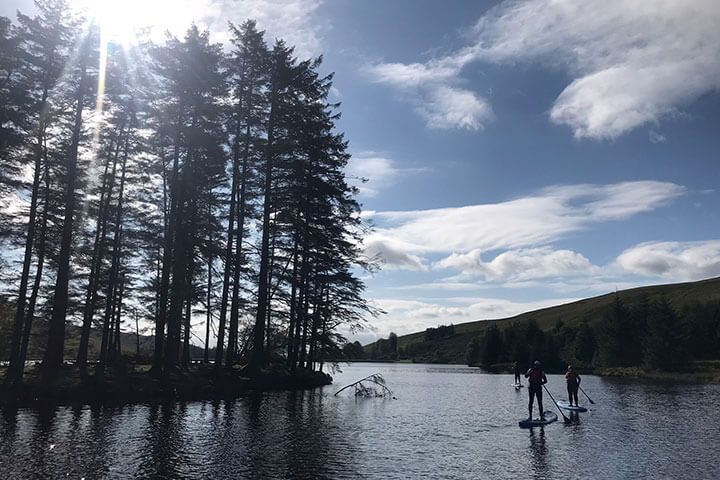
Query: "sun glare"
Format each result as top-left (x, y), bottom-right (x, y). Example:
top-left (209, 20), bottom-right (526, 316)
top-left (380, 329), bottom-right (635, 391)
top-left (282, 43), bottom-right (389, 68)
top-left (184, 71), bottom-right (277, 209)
top-left (76, 0), bottom-right (180, 46)
top-left (71, 0), bottom-right (193, 152)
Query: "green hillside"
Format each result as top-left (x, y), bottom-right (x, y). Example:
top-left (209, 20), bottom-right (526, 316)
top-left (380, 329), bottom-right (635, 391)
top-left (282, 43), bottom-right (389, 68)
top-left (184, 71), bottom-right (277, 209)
top-left (365, 277), bottom-right (720, 367)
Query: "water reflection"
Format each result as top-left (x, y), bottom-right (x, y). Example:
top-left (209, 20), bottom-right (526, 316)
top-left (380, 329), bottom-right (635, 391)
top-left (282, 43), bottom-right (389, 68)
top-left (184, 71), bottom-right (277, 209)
top-left (567, 411), bottom-right (581, 424)
top-left (2, 365), bottom-right (720, 479)
top-left (137, 403), bottom-right (187, 479)
top-left (528, 427), bottom-right (548, 478)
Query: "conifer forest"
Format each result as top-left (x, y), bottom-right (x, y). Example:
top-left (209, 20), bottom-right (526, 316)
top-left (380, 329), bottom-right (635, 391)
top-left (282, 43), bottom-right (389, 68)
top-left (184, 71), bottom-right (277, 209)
top-left (0, 0), bottom-right (378, 387)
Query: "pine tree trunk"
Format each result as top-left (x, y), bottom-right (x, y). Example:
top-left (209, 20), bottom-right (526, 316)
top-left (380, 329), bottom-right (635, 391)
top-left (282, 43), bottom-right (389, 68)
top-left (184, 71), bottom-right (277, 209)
top-left (78, 123), bottom-right (125, 371)
top-left (286, 239), bottom-right (299, 368)
top-left (153, 106), bottom-right (184, 375)
top-left (249, 89), bottom-right (276, 372)
top-left (227, 123), bottom-right (252, 366)
top-left (5, 84), bottom-right (51, 385)
top-left (182, 270), bottom-right (192, 368)
top-left (114, 275), bottom-right (124, 355)
top-left (214, 119), bottom-right (240, 367)
top-left (42, 46), bottom-right (90, 375)
top-left (265, 215), bottom-right (278, 361)
top-left (97, 134), bottom-right (130, 377)
top-left (204, 229), bottom-right (212, 364)
top-left (17, 145), bottom-right (52, 380)
top-left (166, 158), bottom-right (193, 370)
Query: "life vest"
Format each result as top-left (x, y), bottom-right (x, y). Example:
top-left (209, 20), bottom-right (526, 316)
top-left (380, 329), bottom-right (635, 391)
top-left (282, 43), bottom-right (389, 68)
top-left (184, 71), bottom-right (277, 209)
top-left (528, 367), bottom-right (543, 383)
top-left (566, 371), bottom-right (578, 384)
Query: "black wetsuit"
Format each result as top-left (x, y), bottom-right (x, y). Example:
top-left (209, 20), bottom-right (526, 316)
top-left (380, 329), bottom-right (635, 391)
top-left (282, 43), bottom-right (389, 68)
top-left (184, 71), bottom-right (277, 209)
top-left (525, 366), bottom-right (547, 418)
top-left (566, 370), bottom-right (581, 406)
top-left (513, 364), bottom-right (521, 384)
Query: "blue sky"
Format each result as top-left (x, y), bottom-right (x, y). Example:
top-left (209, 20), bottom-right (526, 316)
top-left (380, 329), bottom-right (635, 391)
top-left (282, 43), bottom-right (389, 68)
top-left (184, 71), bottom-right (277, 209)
top-left (4, 0), bottom-right (719, 343)
top-left (321, 0), bottom-right (720, 342)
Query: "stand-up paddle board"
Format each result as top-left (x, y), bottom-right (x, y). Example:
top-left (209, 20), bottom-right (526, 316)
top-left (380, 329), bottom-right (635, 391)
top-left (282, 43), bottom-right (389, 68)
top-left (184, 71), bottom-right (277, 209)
top-left (518, 411), bottom-right (557, 428)
top-left (557, 400), bottom-right (587, 412)
top-left (513, 382), bottom-right (524, 388)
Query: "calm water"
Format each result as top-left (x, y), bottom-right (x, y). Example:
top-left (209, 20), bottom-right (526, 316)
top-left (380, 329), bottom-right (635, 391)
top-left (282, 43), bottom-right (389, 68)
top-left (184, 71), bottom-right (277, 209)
top-left (1, 363), bottom-right (718, 479)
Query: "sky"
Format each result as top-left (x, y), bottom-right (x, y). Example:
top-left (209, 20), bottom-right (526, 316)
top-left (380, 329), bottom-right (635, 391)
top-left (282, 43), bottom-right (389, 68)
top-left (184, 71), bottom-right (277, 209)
top-left (3, 0), bottom-right (720, 345)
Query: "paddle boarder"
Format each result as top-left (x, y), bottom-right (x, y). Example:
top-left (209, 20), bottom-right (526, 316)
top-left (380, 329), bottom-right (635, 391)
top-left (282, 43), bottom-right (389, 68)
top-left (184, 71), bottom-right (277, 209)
top-left (565, 365), bottom-right (581, 407)
top-left (525, 360), bottom-right (547, 420)
top-left (513, 361), bottom-right (521, 385)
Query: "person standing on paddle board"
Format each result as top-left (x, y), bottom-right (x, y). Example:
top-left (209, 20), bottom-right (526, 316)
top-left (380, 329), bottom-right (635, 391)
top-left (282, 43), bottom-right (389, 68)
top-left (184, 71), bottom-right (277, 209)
top-left (565, 365), bottom-right (581, 407)
top-left (513, 362), bottom-right (521, 385)
top-left (525, 360), bottom-right (547, 420)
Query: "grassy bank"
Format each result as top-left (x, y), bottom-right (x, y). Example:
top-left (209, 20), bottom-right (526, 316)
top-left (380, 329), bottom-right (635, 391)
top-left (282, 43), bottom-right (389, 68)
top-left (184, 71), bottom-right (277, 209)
top-left (596, 360), bottom-right (720, 383)
top-left (474, 360), bottom-right (720, 383)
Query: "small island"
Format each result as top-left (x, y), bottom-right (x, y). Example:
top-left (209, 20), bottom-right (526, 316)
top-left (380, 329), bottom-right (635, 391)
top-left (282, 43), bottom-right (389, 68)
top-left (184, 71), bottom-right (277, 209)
top-left (0, 8), bottom-right (377, 404)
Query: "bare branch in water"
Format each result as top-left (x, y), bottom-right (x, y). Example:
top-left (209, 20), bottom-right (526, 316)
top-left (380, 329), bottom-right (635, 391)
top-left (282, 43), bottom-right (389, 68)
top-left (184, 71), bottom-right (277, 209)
top-left (335, 373), bottom-right (396, 398)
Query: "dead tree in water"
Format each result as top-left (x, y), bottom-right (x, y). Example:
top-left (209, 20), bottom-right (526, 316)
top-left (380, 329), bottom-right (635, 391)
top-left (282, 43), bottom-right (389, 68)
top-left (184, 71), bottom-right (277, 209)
top-left (334, 374), bottom-right (395, 399)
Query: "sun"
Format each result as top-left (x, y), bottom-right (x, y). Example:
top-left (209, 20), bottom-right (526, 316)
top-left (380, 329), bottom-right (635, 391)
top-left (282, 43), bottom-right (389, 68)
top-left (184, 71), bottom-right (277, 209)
top-left (75, 0), bottom-right (179, 47)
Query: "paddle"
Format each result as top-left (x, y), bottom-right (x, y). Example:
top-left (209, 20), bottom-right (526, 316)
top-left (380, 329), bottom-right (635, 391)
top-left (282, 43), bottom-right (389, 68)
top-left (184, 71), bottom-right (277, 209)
top-left (542, 384), bottom-right (572, 424)
top-left (579, 385), bottom-right (595, 405)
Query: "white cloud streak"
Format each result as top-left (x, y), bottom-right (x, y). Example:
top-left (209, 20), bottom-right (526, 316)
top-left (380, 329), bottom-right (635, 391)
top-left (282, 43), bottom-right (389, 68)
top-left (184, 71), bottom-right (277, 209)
top-left (365, 181), bottom-right (684, 258)
top-left (366, 296), bottom-right (580, 338)
top-left (369, 0), bottom-right (720, 138)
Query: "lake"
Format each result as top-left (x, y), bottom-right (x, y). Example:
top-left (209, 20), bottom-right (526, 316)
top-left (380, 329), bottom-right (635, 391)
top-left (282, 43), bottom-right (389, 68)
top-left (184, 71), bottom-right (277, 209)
top-left (1, 363), bottom-right (718, 479)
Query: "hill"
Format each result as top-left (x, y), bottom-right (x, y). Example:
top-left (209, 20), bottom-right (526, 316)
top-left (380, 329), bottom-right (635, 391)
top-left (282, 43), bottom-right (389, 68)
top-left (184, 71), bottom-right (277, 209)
top-left (0, 297), bottom-right (206, 362)
top-left (364, 277), bottom-right (720, 367)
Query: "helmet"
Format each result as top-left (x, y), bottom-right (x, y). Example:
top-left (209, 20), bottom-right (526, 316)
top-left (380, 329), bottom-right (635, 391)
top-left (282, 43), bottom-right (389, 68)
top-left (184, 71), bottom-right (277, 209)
top-left (533, 360), bottom-right (541, 366)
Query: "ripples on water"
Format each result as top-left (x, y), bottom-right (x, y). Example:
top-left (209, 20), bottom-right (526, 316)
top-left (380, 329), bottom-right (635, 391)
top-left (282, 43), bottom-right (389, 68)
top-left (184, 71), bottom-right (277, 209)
top-left (1, 363), bottom-right (718, 479)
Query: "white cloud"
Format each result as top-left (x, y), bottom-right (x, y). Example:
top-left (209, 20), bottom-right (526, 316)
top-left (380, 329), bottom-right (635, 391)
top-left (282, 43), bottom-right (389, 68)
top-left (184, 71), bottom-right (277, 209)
top-left (649, 130), bottom-right (667, 144)
top-left (346, 155), bottom-right (427, 197)
top-left (367, 58), bottom-right (492, 131)
top-left (363, 236), bottom-right (428, 271)
top-left (616, 241), bottom-right (720, 281)
top-left (364, 296), bottom-right (579, 338)
top-left (366, 181), bottom-right (684, 255)
top-left (368, 60), bottom-right (461, 88)
top-left (370, 0), bottom-right (720, 138)
top-left (435, 247), bottom-right (597, 282)
top-left (474, 0), bottom-right (720, 139)
top-left (419, 86), bottom-right (493, 131)
top-left (225, 0), bottom-right (324, 58)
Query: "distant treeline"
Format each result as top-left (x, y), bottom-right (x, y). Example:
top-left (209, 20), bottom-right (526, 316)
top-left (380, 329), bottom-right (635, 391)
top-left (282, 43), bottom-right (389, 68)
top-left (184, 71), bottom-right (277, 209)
top-left (350, 297), bottom-right (720, 372)
top-left (469, 296), bottom-right (719, 371)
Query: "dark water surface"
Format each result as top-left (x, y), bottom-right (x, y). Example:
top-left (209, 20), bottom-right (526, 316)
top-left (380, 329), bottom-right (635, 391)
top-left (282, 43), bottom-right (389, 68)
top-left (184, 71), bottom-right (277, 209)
top-left (1, 363), bottom-right (719, 479)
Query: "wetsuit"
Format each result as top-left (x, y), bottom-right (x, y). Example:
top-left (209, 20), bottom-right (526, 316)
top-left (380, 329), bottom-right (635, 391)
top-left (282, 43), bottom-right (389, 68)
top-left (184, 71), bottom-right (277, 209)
top-left (513, 363), bottom-right (521, 384)
top-left (525, 366), bottom-right (547, 419)
top-left (566, 370), bottom-right (581, 406)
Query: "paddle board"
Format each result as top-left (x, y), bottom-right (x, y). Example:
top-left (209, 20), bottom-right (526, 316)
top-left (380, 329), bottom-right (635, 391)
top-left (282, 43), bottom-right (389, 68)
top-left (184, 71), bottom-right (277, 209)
top-left (513, 383), bottom-right (524, 388)
top-left (518, 411), bottom-right (557, 428)
top-left (557, 400), bottom-right (588, 412)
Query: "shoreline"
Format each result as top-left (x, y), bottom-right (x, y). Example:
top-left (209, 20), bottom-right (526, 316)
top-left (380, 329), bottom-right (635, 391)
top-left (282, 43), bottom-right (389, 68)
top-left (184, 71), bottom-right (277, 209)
top-left (359, 359), bottom-right (720, 384)
top-left (0, 364), bottom-right (332, 407)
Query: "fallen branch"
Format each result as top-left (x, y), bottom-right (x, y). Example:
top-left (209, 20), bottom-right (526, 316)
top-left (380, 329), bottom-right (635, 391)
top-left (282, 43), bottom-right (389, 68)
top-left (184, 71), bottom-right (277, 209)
top-left (334, 373), bottom-right (396, 398)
